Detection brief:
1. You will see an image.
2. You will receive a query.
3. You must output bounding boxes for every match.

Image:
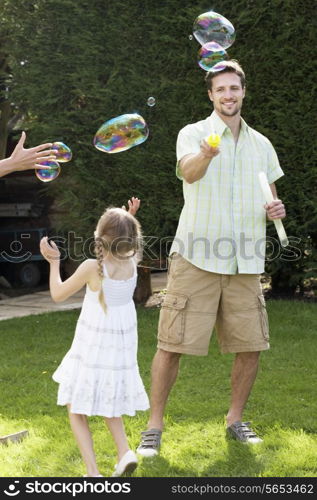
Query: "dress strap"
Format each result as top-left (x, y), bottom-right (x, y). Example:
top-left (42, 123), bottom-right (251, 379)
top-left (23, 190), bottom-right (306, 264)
top-left (102, 262), bottom-right (109, 278)
top-left (131, 256), bottom-right (138, 277)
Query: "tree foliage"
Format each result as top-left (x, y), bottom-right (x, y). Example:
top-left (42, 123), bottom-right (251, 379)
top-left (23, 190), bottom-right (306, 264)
top-left (1, 0), bottom-right (316, 291)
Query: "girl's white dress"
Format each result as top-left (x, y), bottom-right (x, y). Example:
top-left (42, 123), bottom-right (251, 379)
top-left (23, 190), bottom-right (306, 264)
top-left (52, 260), bottom-right (150, 417)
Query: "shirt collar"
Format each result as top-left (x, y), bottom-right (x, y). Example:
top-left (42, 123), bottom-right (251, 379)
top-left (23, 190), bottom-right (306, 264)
top-left (240, 117), bottom-right (248, 134)
top-left (207, 111), bottom-right (249, 137)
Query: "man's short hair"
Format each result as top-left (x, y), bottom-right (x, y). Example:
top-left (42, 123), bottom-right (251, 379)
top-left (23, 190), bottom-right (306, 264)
top-left (205, 60), bottom-right (246, 90)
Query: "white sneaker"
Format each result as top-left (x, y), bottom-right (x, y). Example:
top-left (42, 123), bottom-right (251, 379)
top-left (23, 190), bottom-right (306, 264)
top-left (83, 474), bottom-right (104, 477)
top-left (112, 450), bottom-right (138, 477)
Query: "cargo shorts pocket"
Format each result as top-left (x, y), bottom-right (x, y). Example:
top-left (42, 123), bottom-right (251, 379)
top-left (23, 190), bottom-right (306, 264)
top-left (158, 293), bottom-right (188, 344)
top-left (258, 294), bottom-right (269, 341)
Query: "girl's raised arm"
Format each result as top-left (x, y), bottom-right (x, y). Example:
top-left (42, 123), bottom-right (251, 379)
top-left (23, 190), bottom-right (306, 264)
top-left (121, 197), bottom-right (140, 216)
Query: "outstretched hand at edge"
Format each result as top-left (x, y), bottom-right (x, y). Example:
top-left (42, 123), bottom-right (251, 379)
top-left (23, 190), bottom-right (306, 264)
top-left (7, 131), bottom-right (55, 172)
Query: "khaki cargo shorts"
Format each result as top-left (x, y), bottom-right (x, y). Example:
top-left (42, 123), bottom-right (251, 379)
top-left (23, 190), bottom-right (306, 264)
top-left (157, 254), bottom-right (269, 355)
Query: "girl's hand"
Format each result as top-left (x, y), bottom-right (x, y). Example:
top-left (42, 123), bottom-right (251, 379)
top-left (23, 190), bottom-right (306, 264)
top-left (40, 236), bottom-right (61, 263)
top-left (122, 197), bottom-right (141, 216)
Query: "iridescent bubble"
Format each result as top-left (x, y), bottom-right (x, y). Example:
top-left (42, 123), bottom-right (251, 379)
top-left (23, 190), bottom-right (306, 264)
top-left (193, 11), bottom-right (236, 49)
top-left (188, 35), bottom-right (193, 40)
top-left (35, 160), bottom-right (61, 182)
top-left (93, 113), bottom-right (149, 154)
top-left (209, 61), bottom-right (228, 73)
top-left (147, 96), bottom-right (156, 107)
top-left (51, 141), bottom-right (72, 162)
top-left (198, 41), bottom-right (228, 71)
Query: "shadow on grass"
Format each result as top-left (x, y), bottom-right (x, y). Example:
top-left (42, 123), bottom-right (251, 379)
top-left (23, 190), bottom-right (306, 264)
top-left (132, 429), bottom-right (268, 477)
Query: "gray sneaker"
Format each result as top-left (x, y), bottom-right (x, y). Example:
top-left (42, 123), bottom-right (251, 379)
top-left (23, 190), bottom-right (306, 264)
top-left (136, 428), bottom-right (162, 457)
top-left (227, 421), bottom-right (263, 444)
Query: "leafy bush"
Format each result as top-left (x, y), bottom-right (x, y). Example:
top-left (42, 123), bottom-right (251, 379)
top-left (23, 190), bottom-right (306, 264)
top-left (2, 0), bottom-right (316, 292)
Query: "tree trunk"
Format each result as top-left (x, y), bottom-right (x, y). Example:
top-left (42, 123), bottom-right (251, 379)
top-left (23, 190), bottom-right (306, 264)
top-left (133, 266), bottom-right (152, 304)
top-left (0, 99), bottom-right (10, 159)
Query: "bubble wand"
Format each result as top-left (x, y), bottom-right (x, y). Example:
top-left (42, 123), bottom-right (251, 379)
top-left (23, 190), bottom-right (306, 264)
top-left (258, 171), bottom-right (289, 247)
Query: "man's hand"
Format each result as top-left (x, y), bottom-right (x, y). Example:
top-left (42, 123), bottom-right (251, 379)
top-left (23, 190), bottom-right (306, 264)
top-left (265, 199), bottom-right (286, 220)
top-left (8, 131), bottom-right (55, 171)
top-left (122, 197), bottom-right (141, 216)
top-left (200, 139), bottom-right (220, 159)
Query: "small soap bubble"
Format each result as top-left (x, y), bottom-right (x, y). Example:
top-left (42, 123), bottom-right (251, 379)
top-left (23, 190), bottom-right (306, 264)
top-left (51, 142), bottom-right (72, 162)
top-left (35, 160), bottom-right (61, 182)
top-left (93, 113), bottom-right (149, 154)
top-left (188, 35), bottom-right (193, 40)
top-left (193, 11), bottom-right (236, 49)
top-left (198, 41), bottom-right (228, 71)
top-left (147, 96), bottom-right (156, 107)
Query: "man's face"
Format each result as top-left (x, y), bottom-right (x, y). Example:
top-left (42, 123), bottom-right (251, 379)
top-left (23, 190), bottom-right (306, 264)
top-left (208, 72), bottom-right (245, 118)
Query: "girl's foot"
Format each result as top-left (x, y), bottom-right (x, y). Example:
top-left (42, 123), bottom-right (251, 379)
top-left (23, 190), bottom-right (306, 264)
top-left (112, 450), bottom-right (137, 477)
top-left (83, 474), bottom-right (104, 477)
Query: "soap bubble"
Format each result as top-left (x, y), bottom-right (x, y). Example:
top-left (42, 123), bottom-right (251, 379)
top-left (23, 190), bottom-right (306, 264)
top-left (147, 96), bottom-right (156, 107)
top-left (198, 41), bottom-right (228, 71)
top-left (209, 61), bottom-right (228, 73)
top-left (188, 35), bottom-right (193, 40)
top-left (51, 142), bottom-right (72, 162)
top-left (93, 113), bottom-right (149, 154)
top-left (35, 160), bottom-right (61, 182)
top-left (193, 11), bottom-right (236, 49)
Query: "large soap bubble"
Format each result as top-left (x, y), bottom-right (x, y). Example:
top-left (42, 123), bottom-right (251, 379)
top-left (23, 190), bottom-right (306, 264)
top-left (198, 41), bottom-right (228, 71)
top-left (93, 113), bottom-right (149, 154)
top-left (193, 11), bottom-right (236, 49)
top-left (35, 160), bottom-right (61, 182)
top-left (51, 142), bottom-right (72, 162)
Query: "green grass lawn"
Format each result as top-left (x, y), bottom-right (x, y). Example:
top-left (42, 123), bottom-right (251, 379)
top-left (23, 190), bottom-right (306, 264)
top-left (0, 300), bottom-right (316, 477)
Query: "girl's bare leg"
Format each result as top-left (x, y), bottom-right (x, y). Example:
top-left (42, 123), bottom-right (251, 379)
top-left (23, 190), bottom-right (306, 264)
top-left (67, 405), bottom-right (100, 477)
top-left (104, 417), bottom-right (130, 461)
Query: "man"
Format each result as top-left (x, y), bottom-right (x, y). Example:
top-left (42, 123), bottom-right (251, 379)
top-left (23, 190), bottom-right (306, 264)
top-left (137, 60), bottom-right (286, 456)
top-left (0, 131), bottom-right (54, 177)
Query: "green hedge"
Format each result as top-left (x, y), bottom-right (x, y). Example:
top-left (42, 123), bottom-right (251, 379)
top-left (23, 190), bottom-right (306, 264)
top-left (2, 0), bottom-right (316, 291)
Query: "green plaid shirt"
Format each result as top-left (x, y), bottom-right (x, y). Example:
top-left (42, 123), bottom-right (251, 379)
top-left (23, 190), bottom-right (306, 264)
top-left (170, 111), bottom-right (284, 274)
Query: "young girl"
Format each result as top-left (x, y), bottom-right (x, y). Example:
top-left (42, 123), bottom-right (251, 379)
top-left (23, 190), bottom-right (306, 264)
top-left (40, 197), bottom-right (149, 477)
